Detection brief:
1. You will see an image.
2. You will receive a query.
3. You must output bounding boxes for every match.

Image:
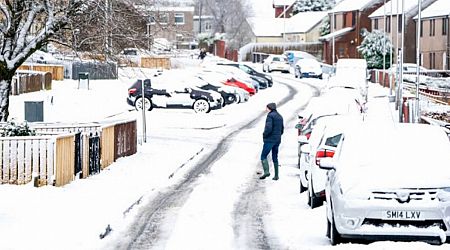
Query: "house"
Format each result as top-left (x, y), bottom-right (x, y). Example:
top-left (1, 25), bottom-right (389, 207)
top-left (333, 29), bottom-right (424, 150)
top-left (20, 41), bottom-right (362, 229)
top-left (369, 0), bottom-right (438, 66)
top-left (148, 6), bottom-right (195, 49)
top-left (193, 15), bottom-right (214, 35)
top-left (413, 0), bottom-right (450, 70)
top-left (284, 11), bottom-right (328, 42)
top-left (319, 0), bottom-right (384, 65)
top-left (245, 17), bottom-right (284, 43)
top-left (273, 0), bottom-right (295, 18)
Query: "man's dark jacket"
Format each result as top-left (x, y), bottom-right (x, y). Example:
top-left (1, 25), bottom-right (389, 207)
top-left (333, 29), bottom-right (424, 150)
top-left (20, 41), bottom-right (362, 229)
top-left (263, 110), bottom-right (284, 143)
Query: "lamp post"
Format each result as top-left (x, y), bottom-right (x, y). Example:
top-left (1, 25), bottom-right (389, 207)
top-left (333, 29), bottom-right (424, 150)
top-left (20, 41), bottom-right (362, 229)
top-left (332, 11), bottom-right (335, 65)
top-left (398, 0), bottom-right (405, 122)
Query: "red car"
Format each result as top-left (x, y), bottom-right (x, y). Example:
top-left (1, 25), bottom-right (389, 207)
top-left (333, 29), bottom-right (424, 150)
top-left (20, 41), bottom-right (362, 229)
top-left (224, 78), bottom-right (256, 96)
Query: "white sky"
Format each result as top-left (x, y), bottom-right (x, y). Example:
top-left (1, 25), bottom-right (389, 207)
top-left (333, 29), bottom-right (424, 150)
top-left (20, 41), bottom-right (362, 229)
top-left (2, 55), bottom-right (450, 249)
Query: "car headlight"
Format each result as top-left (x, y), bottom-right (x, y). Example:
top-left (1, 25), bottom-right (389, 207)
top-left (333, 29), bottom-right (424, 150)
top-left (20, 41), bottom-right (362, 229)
top-left (437, 188), bottom-right (450, 202)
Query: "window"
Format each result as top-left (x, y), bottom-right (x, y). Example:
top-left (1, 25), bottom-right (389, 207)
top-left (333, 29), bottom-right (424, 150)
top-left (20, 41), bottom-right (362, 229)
top-left (374, 19), bottom-right (379, 30)
top-left (443, 17), bottom-right (448, 35)
top-left (343, 13), bottom-right (347, 27)
top-left (386, 16), bottom-right (391, 33)
top-left (333, 14), bottom-right (337, 29)
top-left (159, 13), bottom-right (168, 24)
top-left (351, 11), bottom-right (356, 26)
top-left (429, 52), bottom-right (435, 69)
top-left (420, 20), bottom-right (424, 37)
top-left (397, 15), bottom-right (401, 33)
top-left (430, 19), bottom-right (435, 36)
top-left (205, 22), bottom-right (212, 31)
top-left (174, 13), bottom-right (185, 24)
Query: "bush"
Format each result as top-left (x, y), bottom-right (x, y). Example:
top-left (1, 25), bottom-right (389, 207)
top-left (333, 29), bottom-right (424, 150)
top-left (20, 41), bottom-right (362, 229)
top-left (1, 121), bottom-right (36, 137)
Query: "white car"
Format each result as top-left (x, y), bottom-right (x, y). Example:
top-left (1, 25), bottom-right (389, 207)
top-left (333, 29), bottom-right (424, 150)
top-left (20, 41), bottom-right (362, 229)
top-left (262, 54), bottom-right (290, 73)
top-left (296, 90), bottom-right (364, 169)
top-left (298, 115), bottom-right (361, 209)
top-left (294, 58), bottom-right (323, 79)
top-left (320, 123), bottom-right (450, 245)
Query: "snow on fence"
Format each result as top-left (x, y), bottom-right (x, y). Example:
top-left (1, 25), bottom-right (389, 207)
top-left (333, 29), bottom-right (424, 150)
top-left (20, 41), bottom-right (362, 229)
top-left (0, 119), bottom-right (137, 187)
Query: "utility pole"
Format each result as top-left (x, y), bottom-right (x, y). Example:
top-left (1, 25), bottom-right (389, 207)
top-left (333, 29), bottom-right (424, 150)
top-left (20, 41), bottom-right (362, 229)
top-left (332, 11), bottom-right (335, 65)
top-left (415, 0), bottom-right (422, 123)
top-left (389, 0), bottom-right (393, 95)
top-left (383, 0), bottom-right (386, 85)
top-left (398, 0), bottom-right (405, 122)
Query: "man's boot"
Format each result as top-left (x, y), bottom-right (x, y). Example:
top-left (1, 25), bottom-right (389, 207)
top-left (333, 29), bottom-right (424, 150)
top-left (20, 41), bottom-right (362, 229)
top-left (259, 159), bottom-right (270, 179)
top-left (272, 162), bottom-right (279, 180)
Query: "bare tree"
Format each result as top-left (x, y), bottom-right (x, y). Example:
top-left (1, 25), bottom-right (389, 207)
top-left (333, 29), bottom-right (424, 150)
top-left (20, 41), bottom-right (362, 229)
top-left (201, 0), bottom-right (252, 49)
top-left (0, 0), bottom-right (84, 121)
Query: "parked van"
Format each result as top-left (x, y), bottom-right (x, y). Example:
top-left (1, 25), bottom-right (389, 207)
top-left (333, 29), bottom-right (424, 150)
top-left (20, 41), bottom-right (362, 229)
top-left (332, 58), bottom-right (369, 102)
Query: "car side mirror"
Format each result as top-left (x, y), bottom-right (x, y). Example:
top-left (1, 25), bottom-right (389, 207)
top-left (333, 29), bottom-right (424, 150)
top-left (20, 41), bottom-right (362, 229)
top-left (319, 158), bottom-right (335, 170)
top-left (298, 135), bottom-right (309, 145)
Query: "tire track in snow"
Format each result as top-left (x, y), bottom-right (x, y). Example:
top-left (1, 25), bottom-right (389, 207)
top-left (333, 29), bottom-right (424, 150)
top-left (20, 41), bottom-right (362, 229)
top-left (113, 82), bottom-right (295, 250)
top-left (232, 77), bottom-right (298, 250)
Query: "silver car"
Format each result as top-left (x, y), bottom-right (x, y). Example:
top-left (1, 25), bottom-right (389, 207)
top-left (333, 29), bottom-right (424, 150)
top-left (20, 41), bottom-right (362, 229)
top-left (320, 123), bottom-right (450, 245)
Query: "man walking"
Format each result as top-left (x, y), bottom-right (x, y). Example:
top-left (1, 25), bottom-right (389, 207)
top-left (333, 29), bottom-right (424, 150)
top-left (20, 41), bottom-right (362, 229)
top-left (260, 102), bottom-right (284, 180)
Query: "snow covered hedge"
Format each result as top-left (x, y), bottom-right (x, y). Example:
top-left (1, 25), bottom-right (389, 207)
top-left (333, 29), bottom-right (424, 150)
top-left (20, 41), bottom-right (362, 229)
top-left (358, 30), bottom-right (393, 69)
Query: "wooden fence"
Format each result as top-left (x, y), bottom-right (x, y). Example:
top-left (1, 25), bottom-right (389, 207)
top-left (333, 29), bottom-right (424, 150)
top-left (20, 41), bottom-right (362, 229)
top-left (119, 56), bottom-right (171, 69)
top-left (0, 119), bottom-right (137, 187)
top-left (18, 64), bottom-right (64, 80)
top-left (12, 71), bottom-right (52, 95)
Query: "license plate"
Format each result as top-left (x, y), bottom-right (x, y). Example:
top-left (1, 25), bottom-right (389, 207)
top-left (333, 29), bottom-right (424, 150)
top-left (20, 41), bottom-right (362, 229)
top-left (384, 210), bottom-right (422, 220)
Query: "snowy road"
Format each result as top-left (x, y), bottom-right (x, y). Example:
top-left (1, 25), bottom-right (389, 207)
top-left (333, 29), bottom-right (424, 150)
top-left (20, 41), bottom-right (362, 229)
top-left (111, 76), bottom-right (302, 249)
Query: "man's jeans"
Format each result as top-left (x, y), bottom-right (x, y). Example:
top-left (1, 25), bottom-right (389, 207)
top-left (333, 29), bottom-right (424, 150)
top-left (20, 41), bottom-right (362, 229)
top-left (260, 141), bottom-right (280, 164)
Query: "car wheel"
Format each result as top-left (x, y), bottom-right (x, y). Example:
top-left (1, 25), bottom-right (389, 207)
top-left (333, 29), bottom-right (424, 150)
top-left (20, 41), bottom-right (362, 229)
top-left (294, 68), bottom-right (298, 78)
top-left (326, 218), bottom-right (331, 238)
top-left (308, 179), bottom-right (323, 209)
top-left (262, 66), bottom-right (266, 72)
top-left (193, 99), bottom-right (210, 113)
top-left (235, 94), bottom-right (241, 104)
top-left (134, 97), bottom-right (152, 111)
top-left (330, 211), bottom-right (343, 245)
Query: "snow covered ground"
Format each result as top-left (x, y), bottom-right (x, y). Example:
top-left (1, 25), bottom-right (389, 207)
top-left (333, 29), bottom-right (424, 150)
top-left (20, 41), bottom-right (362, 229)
top-left (1, 58), bottom-right (449, 250)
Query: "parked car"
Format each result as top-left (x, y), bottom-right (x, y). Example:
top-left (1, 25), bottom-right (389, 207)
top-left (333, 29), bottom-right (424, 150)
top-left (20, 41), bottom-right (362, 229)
top-left (196, 71), bottom-right (250, 103)
top-left (200, 67), bottom-right (256, 96)
top-left (298, 115), bottom-right (361, 209)
top-left (217, 63), bottom-right (273, 88)
top-left (189, 76), bottom-right (237, 106)
top-left (262, 54), bottom-right (290, 73)
top-left (284, 50), bottom-right (317, 67)
top-left (126, 78), bottom-right (223, 113)
top-left (294, 58), bottom-right (323, 79)
top-left (214, 65), bottom-right (261, 92)
top-left (320, 123), bottom-right (450, 245)
top-left (296, 90), bottom-right (364, 173)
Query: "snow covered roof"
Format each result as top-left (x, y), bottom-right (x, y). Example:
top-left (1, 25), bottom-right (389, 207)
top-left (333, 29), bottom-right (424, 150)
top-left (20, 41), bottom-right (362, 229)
top-left (331, 0), bottom-right (381, 13)
top-left (246, 17), bottom-right (284, 37)
top-left (319, 27), bottom-right (354, 41)
top-left (273, 0), bottom-right (295, 6)
top-left (285, 11), bottom-right (328, 34)
top-left (369, 0), bottom-right (418, 18)
top-left (414, 0), bottom-right (450, 19)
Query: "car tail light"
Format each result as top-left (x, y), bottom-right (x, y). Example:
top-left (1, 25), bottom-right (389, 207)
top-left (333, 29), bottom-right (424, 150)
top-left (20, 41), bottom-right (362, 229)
top-left (305, 132), bottom-right (311, 140)
top-left (315, 149), bottom-right (335, 166)
top-left (128, 88), bottom-right (137, 95)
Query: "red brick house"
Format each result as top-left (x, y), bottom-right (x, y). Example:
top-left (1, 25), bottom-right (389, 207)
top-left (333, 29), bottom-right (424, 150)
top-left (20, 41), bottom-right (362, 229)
top-left (319, 0), bottom-right (384, 65)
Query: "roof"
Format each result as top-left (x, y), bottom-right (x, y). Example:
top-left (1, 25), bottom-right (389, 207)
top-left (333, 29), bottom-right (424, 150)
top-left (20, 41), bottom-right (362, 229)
top-left (319, 27), bottom-right (354, 41)
top-left (331, 0), bottom-right (381, 13)
top-left (246, 17), bottom-right (284, 37)
top-left (285, 11), bottom-right (328, 34)
top-left (369, 0), bottom-right (420, 18)
top-left (414, 0), bottom-right (450, 19)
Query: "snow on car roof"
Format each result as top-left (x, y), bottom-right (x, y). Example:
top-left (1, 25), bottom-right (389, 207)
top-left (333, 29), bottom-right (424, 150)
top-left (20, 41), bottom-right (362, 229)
top-left (337, 123), bottom-right (450, 191)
